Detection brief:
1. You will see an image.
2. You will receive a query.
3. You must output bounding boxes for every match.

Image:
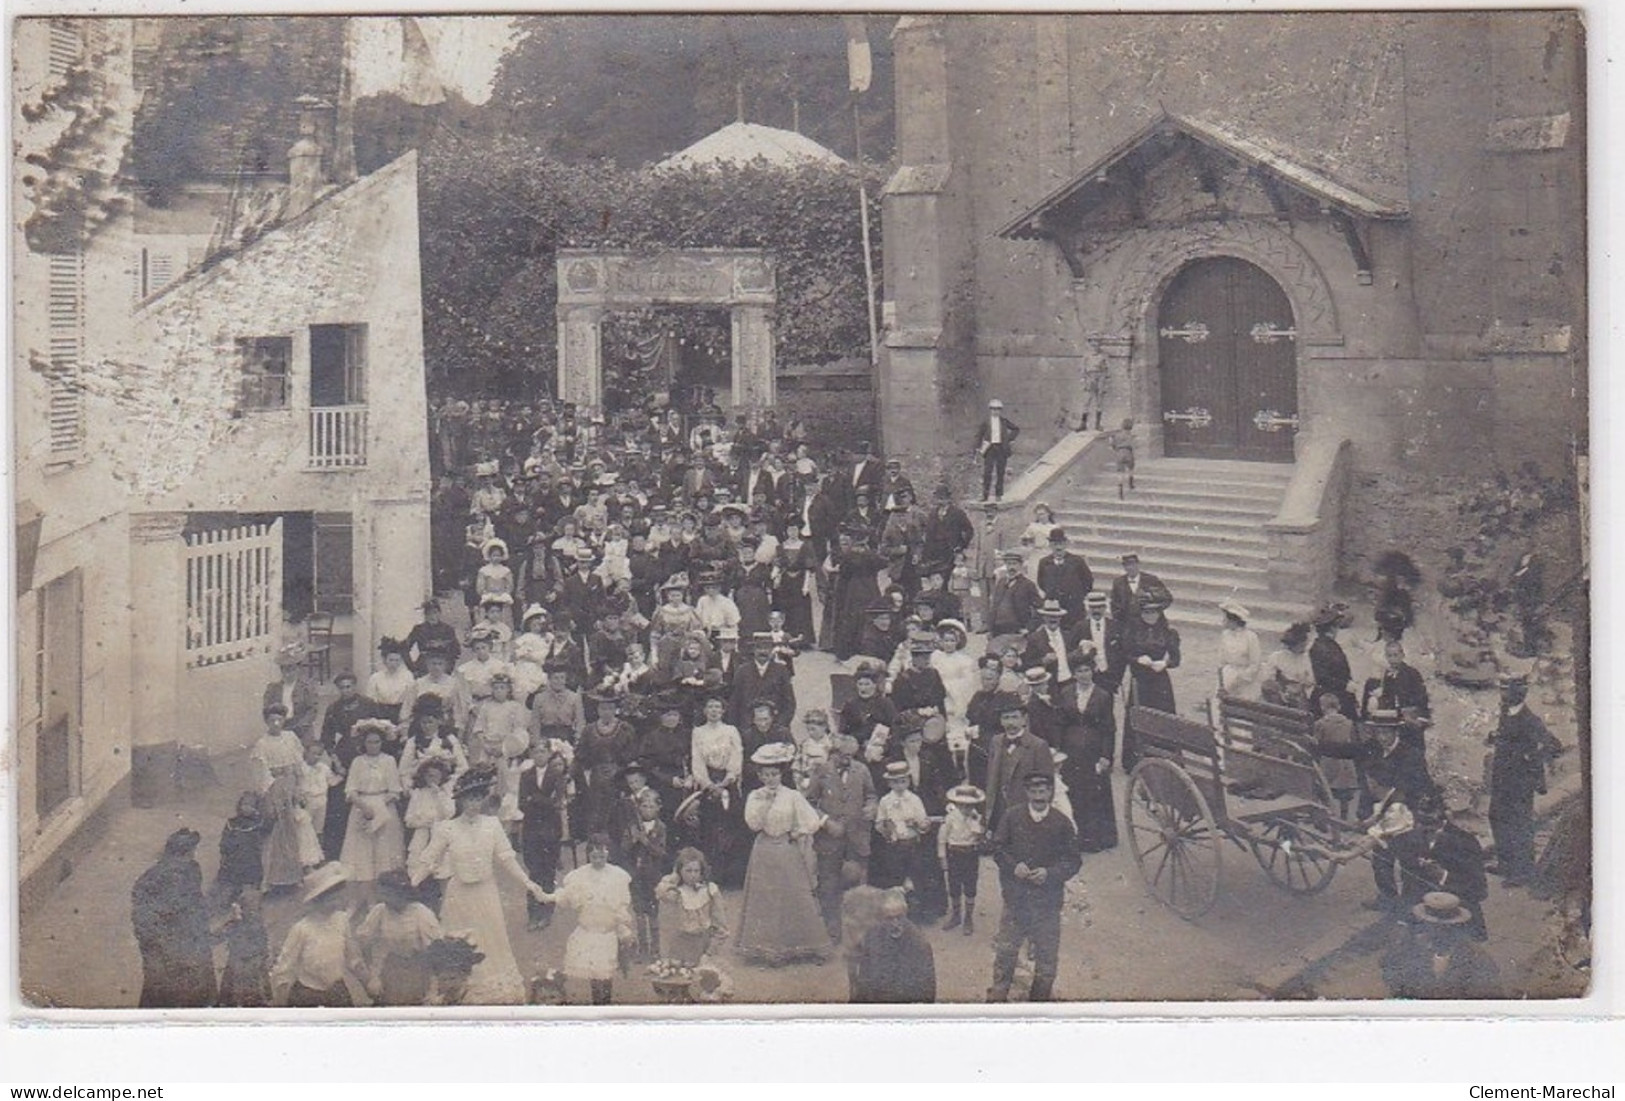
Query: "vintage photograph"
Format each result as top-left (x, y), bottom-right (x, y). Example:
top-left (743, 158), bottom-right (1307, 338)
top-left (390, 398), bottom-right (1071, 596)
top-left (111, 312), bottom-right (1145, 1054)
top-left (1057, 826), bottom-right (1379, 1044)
top-left (11, 11), bottom-right (1589, 1011)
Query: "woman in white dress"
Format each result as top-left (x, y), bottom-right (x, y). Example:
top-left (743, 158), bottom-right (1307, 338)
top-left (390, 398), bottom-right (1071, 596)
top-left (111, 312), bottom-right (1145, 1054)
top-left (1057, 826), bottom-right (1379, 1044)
top-left (368, 639), bottom-right (417, 723)
top-left (1261, 621), bottom-right (1316, 709)
top-left (734, 743), bottom-right (832, 966)
top-left (249, 704), bottom-right (307, 892)
top-left (340, 722), bottom-right (406, 902)
top-left (412, 763), bottom-right (550, 1005)
top-left (1020, 502), bottom-right (1059, 581)
top-left (536, 831), bottom-right (635, 1006)
top-left (1216, 600), bottom-right (1263, 700)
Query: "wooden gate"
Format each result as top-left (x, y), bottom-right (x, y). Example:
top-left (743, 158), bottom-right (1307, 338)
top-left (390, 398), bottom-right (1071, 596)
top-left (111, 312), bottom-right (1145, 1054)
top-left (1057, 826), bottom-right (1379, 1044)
top-left (183, 519), bottom-right (282, 668)
top-left (1157, 257), bottom-right (1298, 462)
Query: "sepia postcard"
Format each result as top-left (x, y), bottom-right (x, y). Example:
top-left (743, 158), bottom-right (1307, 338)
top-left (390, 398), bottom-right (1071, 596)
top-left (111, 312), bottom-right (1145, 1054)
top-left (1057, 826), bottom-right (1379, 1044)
top-left (8, 9), bottom-right (1592, 1019)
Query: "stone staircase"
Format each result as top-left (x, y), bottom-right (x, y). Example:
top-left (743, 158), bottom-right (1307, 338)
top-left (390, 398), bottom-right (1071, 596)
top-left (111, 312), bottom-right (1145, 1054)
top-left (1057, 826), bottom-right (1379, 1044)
top-left (1049, 457), bottom-right (1313, 635)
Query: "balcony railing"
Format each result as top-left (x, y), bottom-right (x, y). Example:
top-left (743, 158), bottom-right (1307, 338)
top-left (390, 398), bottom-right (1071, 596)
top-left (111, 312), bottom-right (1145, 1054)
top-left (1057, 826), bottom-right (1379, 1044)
top-left (309, 405), bottom-right (368, 469)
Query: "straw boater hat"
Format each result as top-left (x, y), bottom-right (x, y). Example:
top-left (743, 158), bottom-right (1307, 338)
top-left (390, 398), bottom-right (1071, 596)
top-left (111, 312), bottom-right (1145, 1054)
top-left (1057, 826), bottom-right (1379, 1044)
top-left (574, 545), bottom-right (596, 563)
top-left (908, 632), bottom-right (938, 654)
top-left (301, 862), bottom-right (351, 904)
top-left (989, 399), bottom-right (1004, 409)
top-left (946, 784), bottom-right (987, 806)
top-left (1084, 590), bottom-right (1109, 609)
top-left (1000, 548), bottom-right (1025, 562)
top-left (1023, 667), bottom-right (1051, 687)
top-left (1218, 599), bottom-right (1250, 624)
top-left (1036, 599), bottom-right (1067, 619)
top-left (749, 742), bottom-right (796, 768)
top-left (715, 625), bottom-right (740, 641)
top-left (1412, 891), bottom-right (1474, 927)
top-left (883, 760), bottom-right (912, 782)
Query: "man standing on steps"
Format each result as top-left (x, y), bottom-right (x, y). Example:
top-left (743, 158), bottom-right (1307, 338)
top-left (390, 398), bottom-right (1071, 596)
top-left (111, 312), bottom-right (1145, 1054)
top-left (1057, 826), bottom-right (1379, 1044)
top-left (1035, 528), bottom-right (1094, 628)
top-left (1109, 552), bottom-right (1172, 624)
top-left (976, 399), bottom-right (1020, 502)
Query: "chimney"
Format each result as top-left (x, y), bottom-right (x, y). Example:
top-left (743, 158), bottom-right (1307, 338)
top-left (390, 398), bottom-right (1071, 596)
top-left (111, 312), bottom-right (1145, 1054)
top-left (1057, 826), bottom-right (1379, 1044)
top-left (287, 94), bottom-right (330, 217)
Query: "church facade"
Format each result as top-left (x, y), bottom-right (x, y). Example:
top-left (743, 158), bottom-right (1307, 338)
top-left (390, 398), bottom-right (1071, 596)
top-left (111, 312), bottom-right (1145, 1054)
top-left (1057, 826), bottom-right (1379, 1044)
top-left (879, 12), bottom-right (1584, 572)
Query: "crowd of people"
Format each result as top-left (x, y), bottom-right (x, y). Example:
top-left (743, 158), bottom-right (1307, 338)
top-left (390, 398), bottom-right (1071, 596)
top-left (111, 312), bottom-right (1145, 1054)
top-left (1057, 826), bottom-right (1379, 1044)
top-left (126, 397), bottom-right (1575, 1007)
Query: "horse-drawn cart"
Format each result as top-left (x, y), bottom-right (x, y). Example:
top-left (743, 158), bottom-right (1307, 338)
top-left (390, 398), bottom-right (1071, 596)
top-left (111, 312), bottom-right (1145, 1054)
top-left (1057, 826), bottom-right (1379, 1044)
top-left (1122, 697), bottom-right (1368, 919)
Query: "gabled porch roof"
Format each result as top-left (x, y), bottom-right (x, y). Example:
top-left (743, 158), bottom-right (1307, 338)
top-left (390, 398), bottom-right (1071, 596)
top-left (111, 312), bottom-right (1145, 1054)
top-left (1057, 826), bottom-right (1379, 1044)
top-left (997, 112), bottom-right (1408, 242)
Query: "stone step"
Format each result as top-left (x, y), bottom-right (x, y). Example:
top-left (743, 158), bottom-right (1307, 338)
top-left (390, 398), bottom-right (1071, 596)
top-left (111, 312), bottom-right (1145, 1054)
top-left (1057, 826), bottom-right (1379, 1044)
top-left (1060, 524), bottom-right (1268, 551)
top-left (1072, 483), bottom-right (1288, 508)
top-left (1118, 466), bottom-right (1295, 487)
top-left (1140, 458), bottom-right (1295, 483)
top-left (1066, 541), bottom-right (1275, 572)
top-left (1054, 504), bottom-right (1274, 530)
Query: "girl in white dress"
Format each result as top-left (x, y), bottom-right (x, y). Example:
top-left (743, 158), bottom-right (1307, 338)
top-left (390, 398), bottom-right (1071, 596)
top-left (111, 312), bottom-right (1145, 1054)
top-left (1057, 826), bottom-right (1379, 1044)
top-left (930, 619), bottom-right (981, 772)
top-left (412, 764), bottom-right (550, 1005)
top-left (339, 724), bottom-right (406, 903)
top-left (1020, 502), bottom-right (1059, 582)
top-left (536, 832), bottom-right (635, 1006)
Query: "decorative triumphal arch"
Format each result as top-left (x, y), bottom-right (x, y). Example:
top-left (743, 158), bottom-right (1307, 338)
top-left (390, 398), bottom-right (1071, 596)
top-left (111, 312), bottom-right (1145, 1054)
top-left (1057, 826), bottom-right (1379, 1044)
top-left (555, 248), bottom-right (777, 409)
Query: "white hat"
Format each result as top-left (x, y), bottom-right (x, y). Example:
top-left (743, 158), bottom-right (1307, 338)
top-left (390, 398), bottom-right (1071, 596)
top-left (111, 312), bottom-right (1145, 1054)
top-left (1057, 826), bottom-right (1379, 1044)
top-left (301, 862), bottom-right (351, 904)
top-left (750, 742), bottom-right (796, 767)
top-left (989, 399), bottom-right (1004, 408)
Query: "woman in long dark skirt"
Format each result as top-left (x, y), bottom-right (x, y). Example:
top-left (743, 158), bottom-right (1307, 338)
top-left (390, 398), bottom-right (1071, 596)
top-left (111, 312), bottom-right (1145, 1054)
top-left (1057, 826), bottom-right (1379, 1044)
top-left (1120, 595), bottom-right (1180, 771)
top-left (1061, 666), bottom-right (1119, 852)
top-left (830, 530), bottom-right (885, 662)
top-left (773, 534), bottom-right (819, 650)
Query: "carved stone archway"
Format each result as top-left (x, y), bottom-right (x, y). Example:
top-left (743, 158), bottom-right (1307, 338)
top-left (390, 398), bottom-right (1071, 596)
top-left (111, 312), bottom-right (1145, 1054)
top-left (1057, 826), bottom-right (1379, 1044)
top-left (1085, 218), bottom-right (1342, 458)
top-left (555, 249), bottom-right (776, 410)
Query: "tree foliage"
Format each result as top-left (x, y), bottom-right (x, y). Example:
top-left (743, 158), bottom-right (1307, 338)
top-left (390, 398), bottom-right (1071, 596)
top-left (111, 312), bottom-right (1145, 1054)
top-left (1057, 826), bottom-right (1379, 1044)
top-left (418, 131), bottom-right (883, 397)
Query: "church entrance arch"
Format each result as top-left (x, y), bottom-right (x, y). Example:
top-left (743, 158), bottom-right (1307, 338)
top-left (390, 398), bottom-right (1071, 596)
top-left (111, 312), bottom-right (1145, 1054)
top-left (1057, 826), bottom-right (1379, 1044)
top-left (555, 249), bottom-right (776, 412)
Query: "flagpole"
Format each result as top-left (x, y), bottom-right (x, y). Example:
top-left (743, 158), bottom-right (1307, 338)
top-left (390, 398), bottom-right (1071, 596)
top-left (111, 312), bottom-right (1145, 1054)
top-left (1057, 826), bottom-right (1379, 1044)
top-left (853, 97), bottom-right (880, 398)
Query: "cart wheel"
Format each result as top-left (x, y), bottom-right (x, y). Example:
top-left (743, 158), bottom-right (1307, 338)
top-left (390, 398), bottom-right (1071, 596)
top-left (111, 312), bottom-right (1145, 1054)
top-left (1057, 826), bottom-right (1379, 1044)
top-left (1248, 817), bottom-right (1338, 896)
top-left (1124, 757), bottom-right (1222, 919)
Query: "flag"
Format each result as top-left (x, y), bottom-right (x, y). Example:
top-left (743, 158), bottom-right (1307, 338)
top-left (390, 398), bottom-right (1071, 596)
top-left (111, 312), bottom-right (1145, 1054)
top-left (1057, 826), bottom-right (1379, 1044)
top-left (844, 15), bottom-right (872, 94)
top-left (349, 16), bottom-right (445, 106)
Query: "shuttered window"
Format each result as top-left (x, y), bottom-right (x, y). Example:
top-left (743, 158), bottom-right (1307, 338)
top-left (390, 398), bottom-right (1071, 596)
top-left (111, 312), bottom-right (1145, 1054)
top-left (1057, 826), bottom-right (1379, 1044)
top-left (236, 336), bottom-right (292, 410)
top-left (130, 246), bottom-right (178, 303)
top-left (46, 20), bottom-right (81, 78)
top-left (313, 512), bottom-right (355, 615)
top-left (47, 251), bottom-right (85, 458)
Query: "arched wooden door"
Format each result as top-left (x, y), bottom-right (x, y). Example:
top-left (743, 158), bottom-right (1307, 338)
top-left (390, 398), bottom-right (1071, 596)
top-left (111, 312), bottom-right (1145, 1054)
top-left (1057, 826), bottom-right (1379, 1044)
top-left (1157, 257), bottom-right (1298, 462)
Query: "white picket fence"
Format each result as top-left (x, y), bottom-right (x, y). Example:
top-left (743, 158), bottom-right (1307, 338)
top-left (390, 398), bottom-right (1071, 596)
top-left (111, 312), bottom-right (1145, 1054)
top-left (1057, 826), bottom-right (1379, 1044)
top-left (183, 520), bottom-right (281, 668)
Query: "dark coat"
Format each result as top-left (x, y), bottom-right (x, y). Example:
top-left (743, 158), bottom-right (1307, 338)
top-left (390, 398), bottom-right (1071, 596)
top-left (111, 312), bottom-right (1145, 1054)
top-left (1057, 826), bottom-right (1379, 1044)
top-left (984, 729), bottom-right (1056, 828)
top-left (1036, 552), bottom-right (1095, 620)
top-left (920, 504), bottom-right (976, 575)
top-left (728, 657), bottom-right (796, 731)
top-left (1362, 664), bottom-right (1432, 718)
top-left (991, 802), bottom-right (1081, 907)
top-left (262, 678), bottom-right (321, 739)
top-left (1124, 619), bottom-right (1181, 713)
top-left (975, 414), bottom-right (1021, 457)
top-left (851, 922), bottom-right (937, 1003)
top-left (807, 760), bottom-right (878, 860)
top-left (1489, 707), bottom-right (1558, 801)
top-left (1109, 571), bottom-right (1173, 623)
top-left (1076, 611), bottom-right (1126, 692)
top-left (1022, 623), bottom-right (1085, 681)
top-left (989, 573), bottom-right (1042, 637)
top-left (1061, 684), bottom-right (1119, 852)
top-left (131, 854), bottom-right (217, 1008)
top-left (403, 620), bottom-right (461, 676)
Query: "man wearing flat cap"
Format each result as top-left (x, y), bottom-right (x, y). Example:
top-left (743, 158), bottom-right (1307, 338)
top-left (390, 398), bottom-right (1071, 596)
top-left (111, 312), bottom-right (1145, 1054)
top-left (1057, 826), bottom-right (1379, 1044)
top-left (987, 770), bottom-right (1080, 1002)
top-left (975, 398), bottom-right (1021, 502)
top-left (131, 828), bottom-right (216, 1008)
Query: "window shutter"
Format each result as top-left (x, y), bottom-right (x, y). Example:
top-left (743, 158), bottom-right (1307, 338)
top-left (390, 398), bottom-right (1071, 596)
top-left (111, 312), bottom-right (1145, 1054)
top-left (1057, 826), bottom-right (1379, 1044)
top-left (47, 20), bottom-right (81, 78)
top-left (46, 252), bottom-right (84, 457)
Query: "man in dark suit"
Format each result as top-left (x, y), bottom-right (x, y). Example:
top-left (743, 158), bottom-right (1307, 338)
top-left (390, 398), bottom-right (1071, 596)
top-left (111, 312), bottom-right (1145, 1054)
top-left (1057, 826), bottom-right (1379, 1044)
top-left (1021, 600), bottom-right (1083, 689)
top-left (879, 458), bottom-right (915, 513)
top-left (1109, 552), bottom-right (1173, 623)
top-left (975, 399), bottom-right (1021, 501)
top-left (1035, 528), bottom-right (1094, 627)
top-left (1486, 673), bottom-right (1561, 886)
top-left (839, 441), bottom-right (886, 514)
top-left (800, 474), bottom-right (841, 563)
top-left (983, 695), bottom-right (1056, 831)
top-left (807, 735), bottom-right (879, 940)
top-left (740, 454), bottom-right (778, 512)
top-left (1077, 590), bottom-right (1125, 692)
top-left (728, 633), bottom-right (797, 730)
top-left (989, 548), bottom-right (1042, 643)
top-left (1362, 640), bottom-right (1432, 721)
top-left (919, 484), bottom-right (976, 580)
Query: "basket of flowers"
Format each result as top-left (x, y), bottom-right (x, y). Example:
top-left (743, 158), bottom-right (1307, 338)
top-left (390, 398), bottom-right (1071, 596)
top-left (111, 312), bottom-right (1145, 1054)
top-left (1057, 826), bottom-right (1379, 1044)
top-left (646, 958), bottom-right (697, 1003)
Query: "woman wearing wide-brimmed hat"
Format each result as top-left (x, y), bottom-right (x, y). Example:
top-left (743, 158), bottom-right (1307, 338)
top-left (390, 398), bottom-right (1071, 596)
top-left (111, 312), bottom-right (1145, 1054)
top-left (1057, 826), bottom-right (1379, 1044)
top-left (1216, 600), bottom-right (1263, 700)
top-left (735, 742), bottom-right (832, 966)
top-left (412, 763), bottom-right (551, 1005)
top-left (269, 863), bottom-right (367, 1007)
top-left (250, 701), bottom-right (308, 893)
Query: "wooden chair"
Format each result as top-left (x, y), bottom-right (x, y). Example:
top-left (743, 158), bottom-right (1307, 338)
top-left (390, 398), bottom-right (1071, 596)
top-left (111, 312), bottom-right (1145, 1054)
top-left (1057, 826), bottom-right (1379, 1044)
top-left (305, 611), bottom-right (335, 683)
